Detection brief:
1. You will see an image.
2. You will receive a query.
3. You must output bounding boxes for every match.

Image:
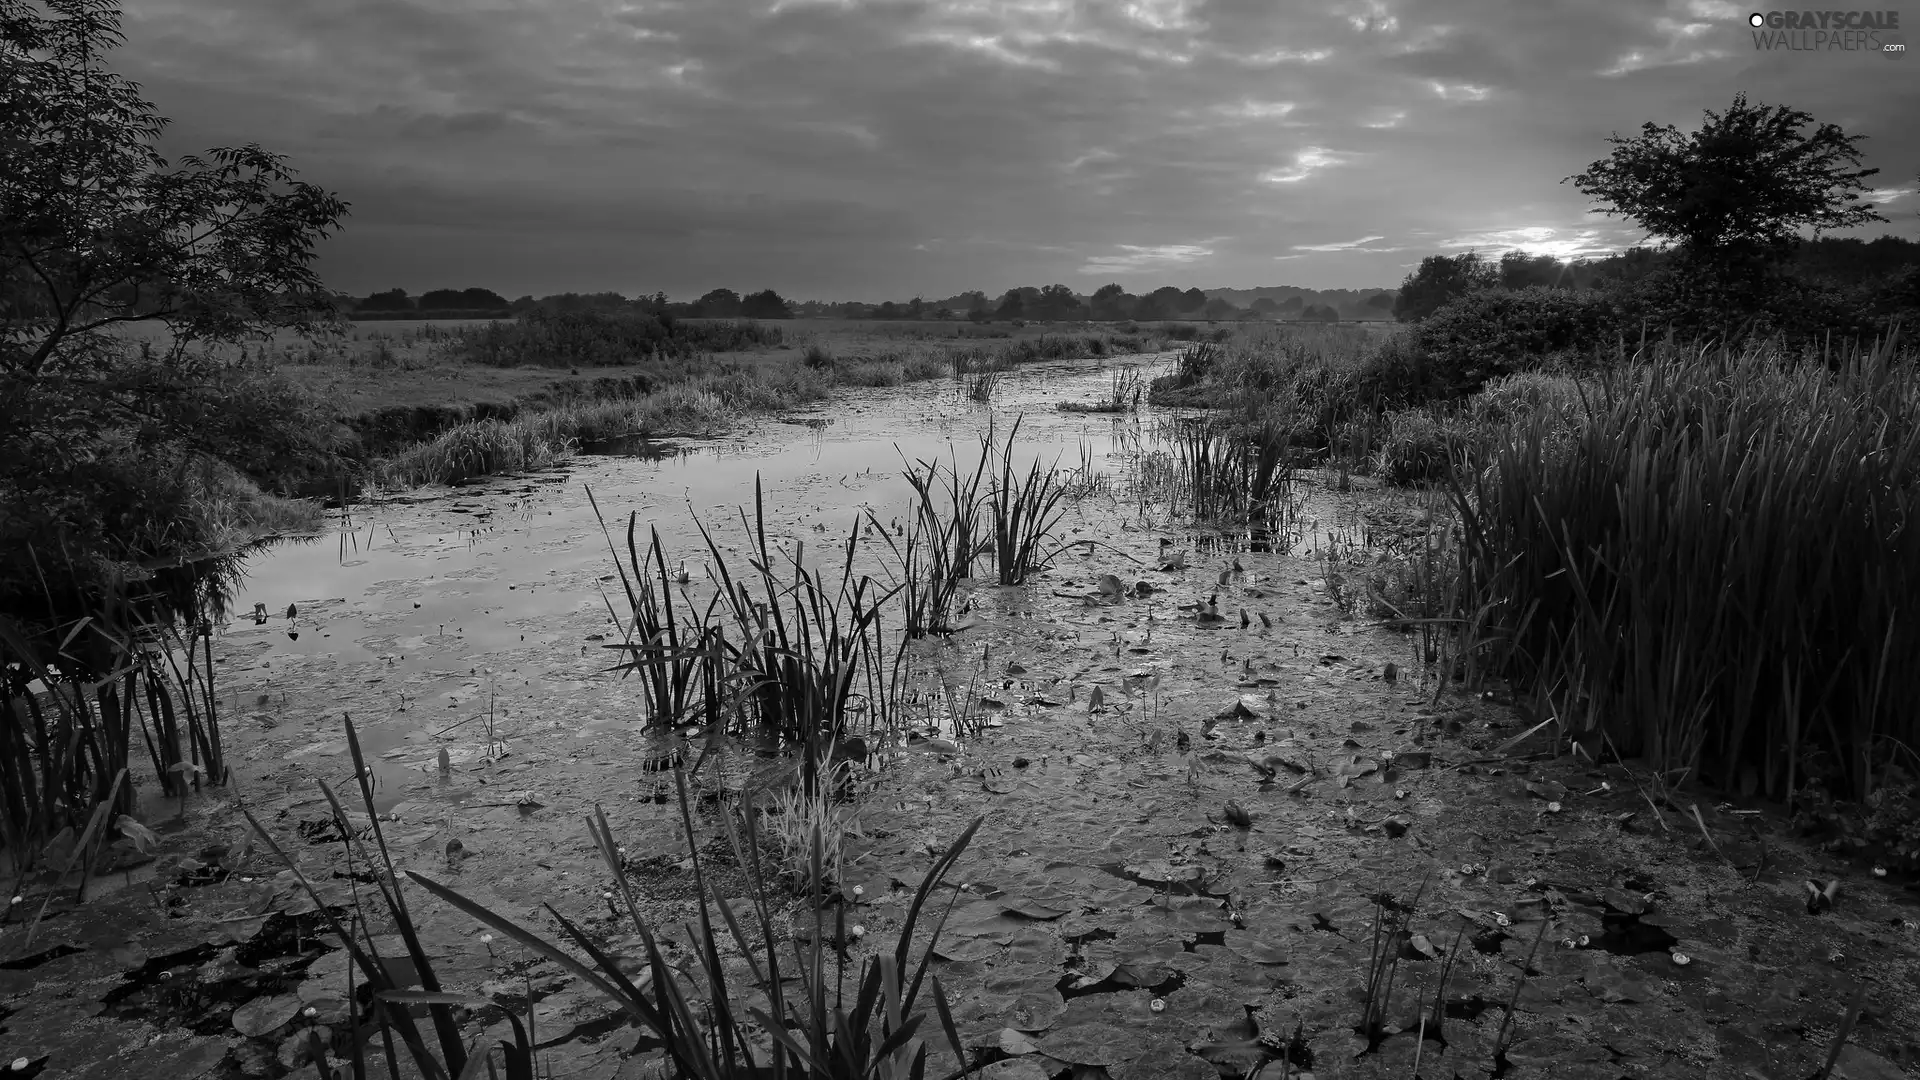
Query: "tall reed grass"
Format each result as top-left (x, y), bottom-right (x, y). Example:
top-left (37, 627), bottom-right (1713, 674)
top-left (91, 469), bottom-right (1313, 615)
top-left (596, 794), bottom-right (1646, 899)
top-left (1443, 334), bottom-right (1918, 800)
top-left (3, 566), bottom-right (235, 884)
top-left (592, 481), bottom-right (907, 796)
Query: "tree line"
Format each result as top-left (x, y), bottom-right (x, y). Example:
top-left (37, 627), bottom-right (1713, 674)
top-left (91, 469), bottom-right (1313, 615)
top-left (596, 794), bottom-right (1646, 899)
top-left (332, 283), bottom-right (1400, 323)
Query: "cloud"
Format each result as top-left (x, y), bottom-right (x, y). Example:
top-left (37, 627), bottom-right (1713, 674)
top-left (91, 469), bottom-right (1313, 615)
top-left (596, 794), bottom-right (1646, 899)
top-left (1436, 226), bottom-right (1621, 260)
top-left (103, 0), bottom-right (1919, 298)
top-left (1867, 188), bottom-right (1916, 205)
top-left (1079, 242), bottom-right (1217, 275)
top-left (1291, 235), bottom-right (1403, 252)
top-left (1260, 147), bottom-right (1351, 184)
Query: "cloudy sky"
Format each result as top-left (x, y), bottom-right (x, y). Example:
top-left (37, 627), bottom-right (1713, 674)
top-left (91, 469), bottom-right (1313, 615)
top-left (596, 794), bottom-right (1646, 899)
top-left (116, 0), bottom-right (1919, 300)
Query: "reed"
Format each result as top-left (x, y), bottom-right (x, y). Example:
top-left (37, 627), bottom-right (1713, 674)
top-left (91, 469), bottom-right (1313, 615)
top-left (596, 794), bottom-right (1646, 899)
top-left (1444, 332), bottom-right (1920, 800)
top-left (982, 416), bottom-right (1072, 586)
top-left (2, 567), bottom-right (233, 883)
top-left (868, 442), bottom-right (990, 637)
top-left (239, 715), bottom-right (513, 1080)
top-left (407, 768), bottom-right (985, 1080)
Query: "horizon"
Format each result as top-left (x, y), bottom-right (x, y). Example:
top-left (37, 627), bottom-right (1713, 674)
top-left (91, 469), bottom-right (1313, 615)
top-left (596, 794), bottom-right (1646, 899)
top-left (119, 0), bottom-right (1919, 300)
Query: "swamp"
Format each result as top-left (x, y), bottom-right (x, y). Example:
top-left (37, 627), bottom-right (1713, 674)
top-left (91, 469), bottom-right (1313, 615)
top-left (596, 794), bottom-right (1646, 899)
top-left (6, 334), bottom-right (1920, 1080)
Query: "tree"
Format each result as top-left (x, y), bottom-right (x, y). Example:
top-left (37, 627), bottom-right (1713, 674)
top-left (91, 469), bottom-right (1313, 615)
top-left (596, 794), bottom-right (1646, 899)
top-left (1090, 283), bottom-right (1129, 321)
top-left (1564, 93), bottom-right (1883, 261)
top-left (2, 1), bottom-right (349, 375)
top-left (994, 289), bottom-right (1025, 319)
top-left (1363, 292), bottom-right (1396, 315)
top-left (2, 0), bottom-right (353, 621)
top-left (1201, 296), bottom-right (1241, 320)
top-left (357, 287), bottom-right (413, 311)
top-left (695, 288), bottom-right (741, 317)
top-left (1249, 297), bottom-right (1280, 318)
top-left (1180, 287), bottom-right (1208, 313)
top-left (1498, 252), bottom-right (1566, 291)
top-left (1393, 253), bottom-right (1498, 322)
top-left (740, 288), bottom-right (793, 319)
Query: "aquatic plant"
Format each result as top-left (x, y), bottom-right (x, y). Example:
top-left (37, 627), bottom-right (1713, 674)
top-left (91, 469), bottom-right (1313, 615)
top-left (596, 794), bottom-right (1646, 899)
top-left (2, 568), bottom-right (234, 887)
top-left (589, 487), bottom-right (727, 732)
top-left (983, 416), bottom-right (1071, 586)
top-left (868, 442), bottom-right (989, 638)
top-left (239, 715), bottom-right (526, 1080)
top-left (409, 766), bottom-right (985, 1080)
top-left (1445, 331), bottom-right (1920, 801)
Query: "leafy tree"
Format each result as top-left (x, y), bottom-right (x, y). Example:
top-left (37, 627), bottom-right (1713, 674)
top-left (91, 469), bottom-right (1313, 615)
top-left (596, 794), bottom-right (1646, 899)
top-left (1201, 296), bottom-right (1241, 320)
top-left (1565, 93), bottom-right (1884, 263)
top-left (875, 300), bottom-right (900, 319)
top-left (2, 0), bottom-right (352, 616)
top-left (1497, 252), bottom-right (1566, 291)
top-left (695, 288), bottom-right (742, 318)
top-left (1180, 287), bottom-right (1208, 313)
top-left (740, 288), bottom-right (792, 319)
top-left (1090, 283), bottom-right (1130, 321)
top-left (417, 287), bottom-right (507, 310)
top-left (1249, 297), bottom-right (1280, 318)
top-left (357, 287), bottom-right (413, 311)
top-left (1363, 291), bottom-right (1396, 314)
top-left (994, 289), bottom-right (1025, 319)
top-left (2, 1), bottom-right (349, 375)
top-left (1393, 253), bottom-right (1498, 322)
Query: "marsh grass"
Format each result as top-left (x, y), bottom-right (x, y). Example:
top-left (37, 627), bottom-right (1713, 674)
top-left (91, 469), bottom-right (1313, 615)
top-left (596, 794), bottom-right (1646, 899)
top-left (1418, 333), bottom-right (1920, 801)
top-left (1131, 416), bottom-right (1303, 544)
top-left (408, 768), bottom-right (985, 1080)
top-left (592, 478), bottom-right (907, 794)
top-left (241, 715), bottom-right (536, 1080)
top-left (983, 416), bottom-right (1071, 585)
top-left (370, 332), bottom-right (1155, 489)
top-left (2, 577), bottom-right (235, 886)
top-left (868, 443), bottom-right (989, 637)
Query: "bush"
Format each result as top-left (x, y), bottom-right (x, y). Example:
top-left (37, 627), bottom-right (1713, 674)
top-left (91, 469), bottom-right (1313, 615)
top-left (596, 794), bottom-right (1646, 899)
top-left (1413, 287), bottom-right (1623, 395)
top-left (1351, 333), bottom-right (1448, 411)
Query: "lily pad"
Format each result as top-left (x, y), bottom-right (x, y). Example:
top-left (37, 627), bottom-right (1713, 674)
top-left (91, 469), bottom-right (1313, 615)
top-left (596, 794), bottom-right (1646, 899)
top-left (1036, 1023), bottom-right (1149, 1066)
top-left (233, 992), bottom-right (302, 1038)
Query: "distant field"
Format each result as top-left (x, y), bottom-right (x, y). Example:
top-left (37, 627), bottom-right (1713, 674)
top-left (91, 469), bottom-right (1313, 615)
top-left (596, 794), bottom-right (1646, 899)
top-left (91, 315), bottom-right (1387, 419)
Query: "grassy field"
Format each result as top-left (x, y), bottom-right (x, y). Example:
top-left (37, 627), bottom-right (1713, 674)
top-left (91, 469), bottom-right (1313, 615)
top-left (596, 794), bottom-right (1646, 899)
top-left (102, 317), bottom-right (1197, 418)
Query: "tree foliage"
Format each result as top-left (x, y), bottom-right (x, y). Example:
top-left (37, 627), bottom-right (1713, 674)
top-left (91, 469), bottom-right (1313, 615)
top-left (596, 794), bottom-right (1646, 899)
top-left (1564, 92), bottom-right (1884, 260)
top-left (2, 0), bottom-right (352, 615)
top-left (1, 0), bottom-right (351, 375)
top-left (1393, 253), bottom-right (1498, 322)
top-left (740, 288), bottom-right (793, 319)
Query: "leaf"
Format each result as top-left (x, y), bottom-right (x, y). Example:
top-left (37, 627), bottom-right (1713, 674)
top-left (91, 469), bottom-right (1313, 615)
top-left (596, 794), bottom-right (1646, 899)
top-left (932, 939), bottom-right (1002, 962)
top-left (233, 993), bottom-right (303, 1038)
top-left (1223, 933), bottom-right (1289, 965)
top-left (1036, 1023), bottom-right (1149, 1066)
top-left (115, 815), bottom-right (161, 855)
top-left (1001, 899), bottom-right (1070, 921)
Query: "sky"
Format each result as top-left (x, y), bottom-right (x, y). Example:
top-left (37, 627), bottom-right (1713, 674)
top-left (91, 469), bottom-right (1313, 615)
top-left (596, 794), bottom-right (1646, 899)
top-left (115, 0), bottom-right (1920, 300)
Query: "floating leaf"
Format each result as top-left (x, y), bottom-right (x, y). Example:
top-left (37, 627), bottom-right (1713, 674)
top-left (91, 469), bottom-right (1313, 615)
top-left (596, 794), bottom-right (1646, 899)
top-left (232, 993), bottom-right (302, 1038)
top-left (1223, 933), bottom-right (1289, 965)
top-left (1036, 1023), bottom-right (1149, 1066)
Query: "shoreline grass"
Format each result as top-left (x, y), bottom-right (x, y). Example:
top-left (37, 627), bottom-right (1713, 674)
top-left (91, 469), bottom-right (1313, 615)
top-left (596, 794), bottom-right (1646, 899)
top-left (367, 328), bottom-right (1173, 490)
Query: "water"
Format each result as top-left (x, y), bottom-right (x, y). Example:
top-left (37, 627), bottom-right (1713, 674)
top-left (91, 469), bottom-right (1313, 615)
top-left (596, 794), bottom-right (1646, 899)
top-left (216, 353), bottom-right (1186, 798)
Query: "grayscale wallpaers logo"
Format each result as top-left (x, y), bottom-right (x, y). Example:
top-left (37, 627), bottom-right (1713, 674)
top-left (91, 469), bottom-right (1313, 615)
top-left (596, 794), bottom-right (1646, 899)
top-left (1749, 10), bottom-right (1907, 53)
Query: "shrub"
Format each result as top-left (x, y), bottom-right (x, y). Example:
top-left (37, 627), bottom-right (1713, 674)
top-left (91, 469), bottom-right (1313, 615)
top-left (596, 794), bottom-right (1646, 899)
top-left (1413, 287), bottom-right (1623, 395)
